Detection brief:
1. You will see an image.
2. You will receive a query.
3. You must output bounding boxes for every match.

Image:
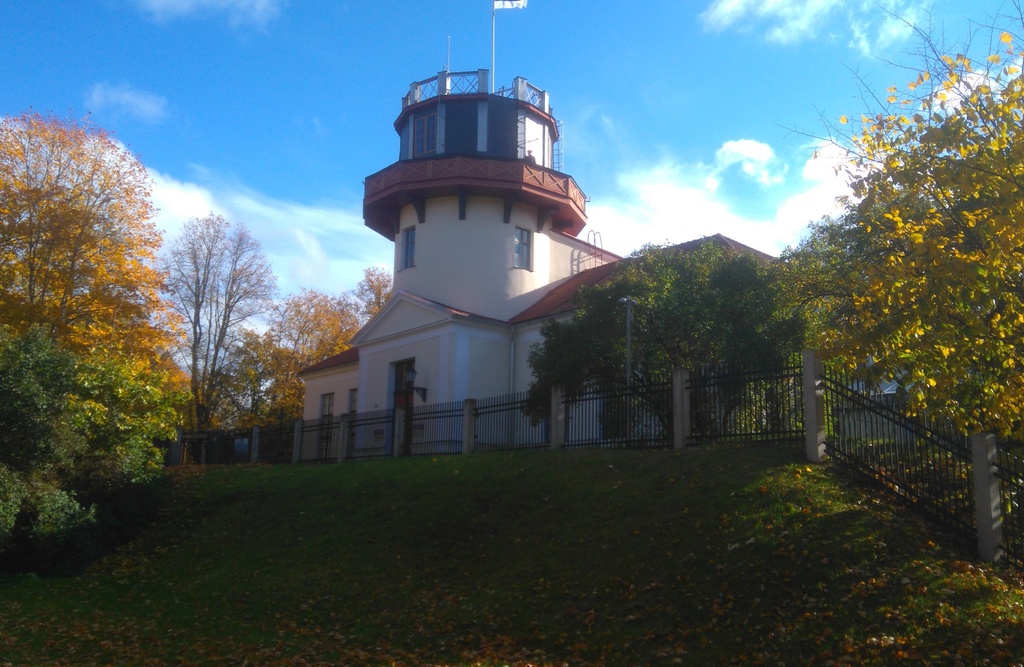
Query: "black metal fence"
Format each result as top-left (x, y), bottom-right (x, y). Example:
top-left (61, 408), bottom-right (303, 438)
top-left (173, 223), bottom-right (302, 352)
top-left (995, 447), bottom-right (1024, 571)
top-left (820, 367), bottom-right (975, 539)
top-left (179, 428), bottom-right (253, 465)
top-left (255, 423), bottom-right (294, 464)
top-left (474, 391), bottom-right (549, 451)
top-left (688, 359), bottom-right (803, 445)
top-left (297, 416), bottom-right (343, 463)
top-left (348, 408), bottom-right (394, 460)
top-left (564, 381), bottom-right (672, 449)
top-left (403, 400), bottom-right (464, 456)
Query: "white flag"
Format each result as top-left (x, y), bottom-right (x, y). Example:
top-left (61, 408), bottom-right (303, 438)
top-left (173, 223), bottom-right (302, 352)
top-left (494, 0), bottom-right (527, 9)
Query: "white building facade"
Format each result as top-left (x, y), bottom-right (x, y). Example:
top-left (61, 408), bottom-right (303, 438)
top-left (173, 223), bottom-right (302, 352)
top-left (299, 70), bottom-right (618, 420)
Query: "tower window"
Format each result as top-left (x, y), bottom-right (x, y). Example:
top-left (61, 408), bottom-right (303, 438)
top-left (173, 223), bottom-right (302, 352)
top-left (413, 112), bottom-right (437, 157)
top-left (401, 227), bottom-right (416, 270)
top-left (514, 227), bottom-right (532, 269)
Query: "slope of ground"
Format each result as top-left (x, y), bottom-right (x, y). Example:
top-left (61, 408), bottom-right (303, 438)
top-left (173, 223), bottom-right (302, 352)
top-left (2, 442), bottom-right (1022, 665)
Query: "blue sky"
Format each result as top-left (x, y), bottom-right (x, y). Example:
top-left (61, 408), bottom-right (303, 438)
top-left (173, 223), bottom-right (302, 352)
top-left (1, 0), bottom-right (1010, 297)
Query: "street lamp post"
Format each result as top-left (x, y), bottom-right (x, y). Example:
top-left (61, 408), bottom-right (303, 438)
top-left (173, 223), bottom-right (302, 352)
top-left (618, 296), bottom-right (636, 389)
top-left (619, 296), bottom-right (637, 443)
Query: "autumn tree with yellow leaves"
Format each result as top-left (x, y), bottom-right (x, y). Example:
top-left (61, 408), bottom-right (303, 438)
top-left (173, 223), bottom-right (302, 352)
top-left (793, 31), bottom-right (1024, 438)
top-left (0, 114), bottom-right (182, 570)
top-left (223, 268), bottom-right (392, 426)
top-left (0, 113), bottom-right (169, 355)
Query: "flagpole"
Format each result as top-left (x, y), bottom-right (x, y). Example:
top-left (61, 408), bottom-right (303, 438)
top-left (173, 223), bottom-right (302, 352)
top-left (490, 4), bottom-right (496, 93)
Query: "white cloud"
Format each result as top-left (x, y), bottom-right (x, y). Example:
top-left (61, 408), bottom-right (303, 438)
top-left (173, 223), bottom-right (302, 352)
top-left (701, 0), bottom-right (926, 50)
top-left (135, 0), bottom-right (285, 26)
top-left (585, 140), bottom-right (851, 258)
top-left (713, 139), bottom-right (785, 187)
top-left (86, 83), bottom-right (168, 123)
top-left (148, 167), bottom-right (393, 296)
top-left (701, 0), bottom-right (843, 44)
top-left (848, 0), bottom-right (924, 56)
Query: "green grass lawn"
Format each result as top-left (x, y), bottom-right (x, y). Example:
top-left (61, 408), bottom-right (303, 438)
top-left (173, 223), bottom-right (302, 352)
top-left (2, 442), bottom-right (1023, 666)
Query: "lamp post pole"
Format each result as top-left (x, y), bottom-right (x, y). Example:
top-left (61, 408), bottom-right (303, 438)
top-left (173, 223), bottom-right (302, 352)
top-left (619, 296), bottom-right (637, 443)
top-left (619, 296), bottom-right (636, 390)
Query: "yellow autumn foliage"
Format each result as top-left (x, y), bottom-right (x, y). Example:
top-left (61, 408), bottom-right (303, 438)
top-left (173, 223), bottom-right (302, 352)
top-left (823, 39), bottom-right (1024, 437)
top-left (0, 113), bottom-right (174, 359)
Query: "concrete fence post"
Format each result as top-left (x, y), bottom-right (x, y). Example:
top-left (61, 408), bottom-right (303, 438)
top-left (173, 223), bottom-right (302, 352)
top-left (802, 349), bottom-right (826, 463)
top-left (291, 419), bottom-right (303, 464)
top-left (550, 385), bottom-right (565, 449)
top-left (463, 399), bottom-right (477, 455)
top-left (972, 433), bottom-right (1003, 562)
top-left (336, 416), bottom-right (349, 463)
top-left (250, 425), bottom-right (261, 464)
top-left (672, 368), bottom-right (689, 451)
top-left (168, 427), bottom-right (184, 466)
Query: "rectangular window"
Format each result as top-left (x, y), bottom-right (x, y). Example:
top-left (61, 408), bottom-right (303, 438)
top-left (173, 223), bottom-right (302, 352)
top-left (413, 112), bottom-right (437, 157)
top-left (401, 227), bottom-right (416, 270)
top-left (348, 388), bottom-right (358, 414)
top-left (319, 392), bottom-right (334, 418)
top-left (513, 227), bottom-right (531, 269)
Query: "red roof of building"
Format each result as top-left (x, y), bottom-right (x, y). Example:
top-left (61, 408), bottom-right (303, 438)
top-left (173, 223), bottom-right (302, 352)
top-left (508, 261), bottom-right (619, 324)
top-left (297, 346), bottom-right (359, 375)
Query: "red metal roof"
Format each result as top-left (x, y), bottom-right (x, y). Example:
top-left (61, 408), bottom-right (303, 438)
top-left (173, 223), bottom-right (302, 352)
top-left (508, 261), bottom-right (619, 324)
top-left (297, 346), bottom-right (359, 376)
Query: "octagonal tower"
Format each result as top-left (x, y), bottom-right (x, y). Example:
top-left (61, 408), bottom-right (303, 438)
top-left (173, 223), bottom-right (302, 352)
top-left (363, 69), bottom-right (591, 322)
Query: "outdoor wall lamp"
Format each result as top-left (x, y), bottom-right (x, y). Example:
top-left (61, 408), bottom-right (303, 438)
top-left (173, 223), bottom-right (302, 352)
top-left (404, 368), bottom-right (428, 402)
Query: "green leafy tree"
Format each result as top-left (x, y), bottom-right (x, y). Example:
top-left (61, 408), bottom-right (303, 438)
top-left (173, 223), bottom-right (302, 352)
top-left (529, 239), bottom-right (805, 397)
top-left (0, 327), bottom-right (85, 557)
top-left (0, 327), bottom-right (179, 568)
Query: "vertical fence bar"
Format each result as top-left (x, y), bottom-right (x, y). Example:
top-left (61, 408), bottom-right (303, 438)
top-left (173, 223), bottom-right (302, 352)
top-left (973, 433), bottom-right (1003, 562)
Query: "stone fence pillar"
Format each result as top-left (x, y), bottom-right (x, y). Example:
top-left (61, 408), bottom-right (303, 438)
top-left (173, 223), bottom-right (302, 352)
top-left (463, 399), bottom-right (477, 455)
top-left (972, 433), bottom-right (1003, 562)
top-left (802, 349), bottom-right (825, 463)
top-left (550, 385), bottom-right (565, 449)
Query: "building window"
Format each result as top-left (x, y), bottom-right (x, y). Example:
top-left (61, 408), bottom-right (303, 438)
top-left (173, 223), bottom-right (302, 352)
top-left (348, 388), bottom-right (358, 414)
top-left (401, 227), bottom-right (416, 270)
top-left (514, 227), bottom-right (532, 269)
top-left (413, 112), bottom-right (437, 157)
top-left (320, 392), bottom-right (335, 418)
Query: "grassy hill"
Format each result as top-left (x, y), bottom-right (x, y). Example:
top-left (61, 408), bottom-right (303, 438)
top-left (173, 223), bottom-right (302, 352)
top-left (2, 442), bottom-right (1023, 666)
